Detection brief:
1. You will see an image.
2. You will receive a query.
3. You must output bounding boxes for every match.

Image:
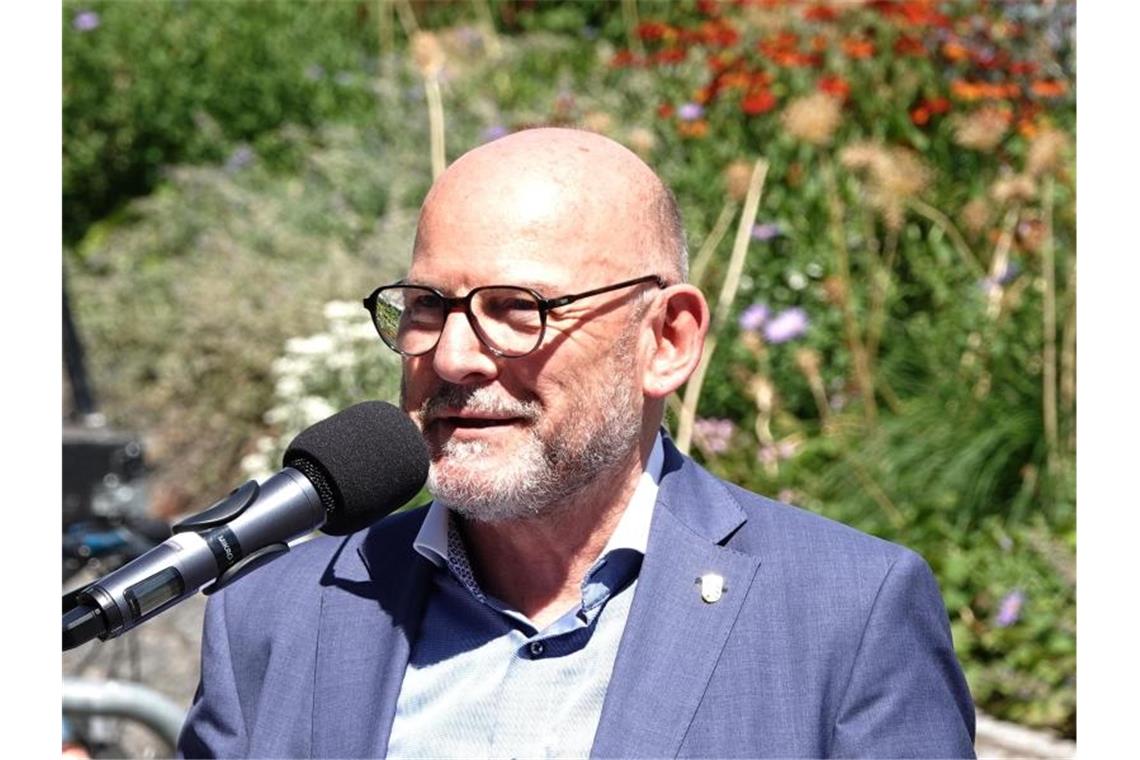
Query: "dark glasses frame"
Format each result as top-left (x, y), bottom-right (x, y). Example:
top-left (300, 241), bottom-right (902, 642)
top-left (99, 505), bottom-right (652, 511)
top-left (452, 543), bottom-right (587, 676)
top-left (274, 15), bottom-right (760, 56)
top-left (362, 274), bottom-right (667, 358)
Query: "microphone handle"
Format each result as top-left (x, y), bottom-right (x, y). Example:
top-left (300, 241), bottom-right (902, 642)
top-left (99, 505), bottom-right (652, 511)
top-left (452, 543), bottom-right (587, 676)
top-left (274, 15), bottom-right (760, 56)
top-left (64, 468), bottom-right (325, 649)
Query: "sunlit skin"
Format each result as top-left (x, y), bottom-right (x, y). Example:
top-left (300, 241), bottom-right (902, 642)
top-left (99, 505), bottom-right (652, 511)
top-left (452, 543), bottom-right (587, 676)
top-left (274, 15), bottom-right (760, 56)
top-left (399, 128), bottom-right (709, 626)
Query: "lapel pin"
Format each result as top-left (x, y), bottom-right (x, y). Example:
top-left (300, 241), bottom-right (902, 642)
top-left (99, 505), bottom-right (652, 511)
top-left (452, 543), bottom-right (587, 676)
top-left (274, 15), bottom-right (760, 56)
top-left (697, 573), bottom-right (726, 604)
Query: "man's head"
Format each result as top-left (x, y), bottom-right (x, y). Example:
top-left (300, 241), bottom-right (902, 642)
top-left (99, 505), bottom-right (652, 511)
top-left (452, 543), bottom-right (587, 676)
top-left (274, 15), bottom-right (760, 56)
top-left (394, 127), bottom-right (708, 522)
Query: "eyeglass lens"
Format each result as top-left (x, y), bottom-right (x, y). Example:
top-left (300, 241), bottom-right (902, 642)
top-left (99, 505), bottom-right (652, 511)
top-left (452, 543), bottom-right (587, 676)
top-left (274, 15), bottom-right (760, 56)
top-left (373, 286), bottom-right (544, 357)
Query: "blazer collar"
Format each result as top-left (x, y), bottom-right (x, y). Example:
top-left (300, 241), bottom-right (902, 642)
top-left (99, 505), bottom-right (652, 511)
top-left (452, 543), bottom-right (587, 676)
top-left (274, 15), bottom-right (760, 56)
top-left (592, 438), bottom-right (763, 757)
top-left (311, 509), bottom-right (434, 758)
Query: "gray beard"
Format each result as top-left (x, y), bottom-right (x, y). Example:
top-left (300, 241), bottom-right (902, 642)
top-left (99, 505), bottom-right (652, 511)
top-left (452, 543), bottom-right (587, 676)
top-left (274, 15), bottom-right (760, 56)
top-left (427, 379), bottom-right (641, 523)
top-left (407, 333), bottom-right (643, 523)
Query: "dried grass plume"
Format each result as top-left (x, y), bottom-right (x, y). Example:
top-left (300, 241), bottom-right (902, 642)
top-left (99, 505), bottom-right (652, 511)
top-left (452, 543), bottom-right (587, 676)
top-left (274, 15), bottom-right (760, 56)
top-left (781, 92), bottom-right (843, 146)
top-left (839, 141), bottom-right (932, 230)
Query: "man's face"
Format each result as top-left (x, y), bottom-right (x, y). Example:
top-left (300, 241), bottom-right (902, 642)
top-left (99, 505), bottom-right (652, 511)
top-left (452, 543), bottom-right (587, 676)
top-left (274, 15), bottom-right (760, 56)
top-left (399, 175), bottom-right (650, 522)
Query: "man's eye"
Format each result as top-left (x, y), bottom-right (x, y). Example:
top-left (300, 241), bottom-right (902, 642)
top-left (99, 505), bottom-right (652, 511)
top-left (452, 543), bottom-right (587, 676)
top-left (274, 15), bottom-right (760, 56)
top-left (409, 293), bottom-right (444, 310)
top-left (483, 295), bottom-right (537, 315)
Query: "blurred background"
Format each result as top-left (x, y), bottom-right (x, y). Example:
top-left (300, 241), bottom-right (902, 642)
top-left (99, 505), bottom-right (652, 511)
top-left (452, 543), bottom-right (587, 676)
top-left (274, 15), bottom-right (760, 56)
top-left (62, 1), bottom-right (1075, 756)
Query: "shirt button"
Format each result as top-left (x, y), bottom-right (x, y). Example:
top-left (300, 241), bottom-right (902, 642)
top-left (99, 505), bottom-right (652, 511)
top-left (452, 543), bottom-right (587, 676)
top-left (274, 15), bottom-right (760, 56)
top-left (528, 641), bottom-right (545, 658)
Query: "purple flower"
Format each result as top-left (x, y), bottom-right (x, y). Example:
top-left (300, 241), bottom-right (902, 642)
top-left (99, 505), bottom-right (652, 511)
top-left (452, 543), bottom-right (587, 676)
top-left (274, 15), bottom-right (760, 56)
top-left (751, 223), bottom-right (782, 241)
top-left (994, 590), bottom-right (1024, 627)
top-left (482, 124), bottom-right (510, 143)
top-left (73, 10), bottom-right (100, 31)
top-left (996, 260), bottom-right (1021, 285)
top-left (677, 103), bottom-right (704, 122)
top-left (738, 303), bottom-right (769, 332)
top-left (225, 145), bottom-right (255, 173)
top-left (763, 307), bottom-right (809, 344)
top-left (693, 418), bottom-right (735, 454)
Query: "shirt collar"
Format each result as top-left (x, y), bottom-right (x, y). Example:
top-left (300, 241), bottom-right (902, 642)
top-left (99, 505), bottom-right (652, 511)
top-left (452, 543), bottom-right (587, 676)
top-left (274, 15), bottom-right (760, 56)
top-left (412, 431), bottom-right (665, 568)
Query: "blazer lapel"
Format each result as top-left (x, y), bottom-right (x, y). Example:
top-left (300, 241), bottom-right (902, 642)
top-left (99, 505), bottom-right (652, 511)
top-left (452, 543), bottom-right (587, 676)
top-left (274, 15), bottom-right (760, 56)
top-left (312, 512), bottom-right (434, 758)
top-left (592, 443), bottom-right (762, 758)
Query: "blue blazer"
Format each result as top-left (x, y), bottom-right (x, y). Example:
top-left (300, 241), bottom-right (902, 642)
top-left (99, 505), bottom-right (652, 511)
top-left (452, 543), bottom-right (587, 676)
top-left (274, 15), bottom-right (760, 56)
top-left (179, 440), bottom-right (976, 758)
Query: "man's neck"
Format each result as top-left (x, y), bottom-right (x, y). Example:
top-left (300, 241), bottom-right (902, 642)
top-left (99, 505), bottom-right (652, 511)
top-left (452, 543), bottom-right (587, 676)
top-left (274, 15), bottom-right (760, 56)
top-left (457, 435), bottom-right (653, 629)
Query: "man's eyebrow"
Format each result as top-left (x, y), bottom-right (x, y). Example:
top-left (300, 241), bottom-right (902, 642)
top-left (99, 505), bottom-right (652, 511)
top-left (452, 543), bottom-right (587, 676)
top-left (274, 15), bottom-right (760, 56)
top-left (395, 278), bottom-right (565, 294)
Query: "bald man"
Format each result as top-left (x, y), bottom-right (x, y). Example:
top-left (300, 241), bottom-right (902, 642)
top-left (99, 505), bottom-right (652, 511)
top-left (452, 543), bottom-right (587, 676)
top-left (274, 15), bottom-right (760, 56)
top-left (179, 129), bottom-right (976, 758)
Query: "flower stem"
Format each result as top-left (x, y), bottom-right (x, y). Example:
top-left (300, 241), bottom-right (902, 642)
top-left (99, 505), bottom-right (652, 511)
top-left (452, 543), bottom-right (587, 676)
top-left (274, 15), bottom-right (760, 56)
top-left (907, 197), bottom-right (986, 279)
top-left (424, 77), bottom-right (447, 180)
top-left (676, 336), bottom-right (717, 455)
top-left (689, 200), bottom-right (738, 289)
top-left (1042, 176), bottom-right (1059, 475)
top-left (823, 157), bottom-right (876, 426)
top-left (395, 0), bottom-right (419, 35)
top-left (621, 0), bottom-right (645, 59)
top-left (472, 0), bottom-right (503, 59)
top-left (676, 158), bottom-right (769, 454)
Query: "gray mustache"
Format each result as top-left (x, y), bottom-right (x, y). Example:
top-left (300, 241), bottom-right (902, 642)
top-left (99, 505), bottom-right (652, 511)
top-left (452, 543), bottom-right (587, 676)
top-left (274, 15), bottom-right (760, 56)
top-left (421, 384), bottom-right (541, 421)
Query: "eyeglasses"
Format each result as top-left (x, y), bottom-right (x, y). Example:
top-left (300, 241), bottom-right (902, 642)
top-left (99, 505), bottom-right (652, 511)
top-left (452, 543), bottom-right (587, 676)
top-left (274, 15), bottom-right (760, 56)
top-left (363, 274), bottom-right (667, 358)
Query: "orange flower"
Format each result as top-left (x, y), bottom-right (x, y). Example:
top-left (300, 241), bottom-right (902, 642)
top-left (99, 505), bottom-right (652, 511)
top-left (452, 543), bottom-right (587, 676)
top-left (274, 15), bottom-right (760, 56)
top-left (700, 20), bottom-right (740, 47)
top-left (1017, 119), bottom-right (1039, 139)
top-left (677, 119), bottom-right (710, 138)
top-left (1031, 79), bottom-right (1068, 98)
top-left (611, 50), bottom-right (638, 68)
top-left (841, 37), bottom-right (875, 59)
top-left (941, 39), bottom-right (970, 61)
top-left (716, 71), bottom-right (751, 91)
top-left (818, 75), bottom-right (850, 100)
top-left (910, 106), bottom-right (931, 126)
top-left (741, 89), bottom-right (778, 115)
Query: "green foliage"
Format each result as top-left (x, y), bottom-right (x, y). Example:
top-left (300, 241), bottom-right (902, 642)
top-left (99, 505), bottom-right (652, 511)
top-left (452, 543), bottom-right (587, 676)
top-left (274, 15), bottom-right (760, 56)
top-left (69, 125), bottom-right (415, 508)
top-left (63, 0), bottom-right (381, 244)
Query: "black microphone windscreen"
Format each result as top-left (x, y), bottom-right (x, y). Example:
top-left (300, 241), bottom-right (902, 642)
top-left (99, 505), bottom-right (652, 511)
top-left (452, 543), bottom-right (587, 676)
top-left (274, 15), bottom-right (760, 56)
top-left (282, 401), bottom-right (429, 535)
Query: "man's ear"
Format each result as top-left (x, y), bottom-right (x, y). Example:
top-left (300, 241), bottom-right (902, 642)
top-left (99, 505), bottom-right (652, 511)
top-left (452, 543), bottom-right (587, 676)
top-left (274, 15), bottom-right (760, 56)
top-left (642, 284), bottom-right (710, 399)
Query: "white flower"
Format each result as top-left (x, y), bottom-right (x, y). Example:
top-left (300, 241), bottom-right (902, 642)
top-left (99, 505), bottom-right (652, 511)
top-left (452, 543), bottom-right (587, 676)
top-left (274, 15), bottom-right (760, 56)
top-left (299, 396), bottom-right (337, 425)
top-left (323, 300), bottom-right (361, 321)
top-left (285, 334), bottom-right (335, 356)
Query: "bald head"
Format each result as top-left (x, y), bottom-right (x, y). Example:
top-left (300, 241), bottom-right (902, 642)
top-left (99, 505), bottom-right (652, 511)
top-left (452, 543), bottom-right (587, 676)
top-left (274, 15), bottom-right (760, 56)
top-left (414, 128), bottom-right (687, 283)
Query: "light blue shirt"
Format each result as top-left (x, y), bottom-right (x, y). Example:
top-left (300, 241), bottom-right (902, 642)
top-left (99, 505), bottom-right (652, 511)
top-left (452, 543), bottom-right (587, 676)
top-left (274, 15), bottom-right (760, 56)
top-left (386, 434), bottom-right (665, 758)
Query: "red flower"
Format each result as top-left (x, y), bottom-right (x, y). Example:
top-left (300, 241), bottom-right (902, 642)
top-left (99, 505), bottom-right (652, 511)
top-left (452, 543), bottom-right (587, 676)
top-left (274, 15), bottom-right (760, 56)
top-left (910, 96), bottom-right (950, 126)
top-left (1009, 61), bottom-right (1039, 77)
top-left (803, 4), bottom-right (839, 22)
top-left (817, 75), bottom-right (850, 100)
top-left (700, 20), bottom-right (740, 48)
top-left (741, 89), bottom-right (777, 115)
top-left (696, 0), bottom-right (722, 17)
top-left (927, 96), bottom-right (951, 115)
top-left (651, 48), bottom-right (687, 65)
top-left (610, 50), bottom-right (639, 68)
top-left (636, 22), bottom-right (669, 42)
top-left (657, 102), bottom-right (675, 119)
top-left (894, 35), bottom-right (925, 56)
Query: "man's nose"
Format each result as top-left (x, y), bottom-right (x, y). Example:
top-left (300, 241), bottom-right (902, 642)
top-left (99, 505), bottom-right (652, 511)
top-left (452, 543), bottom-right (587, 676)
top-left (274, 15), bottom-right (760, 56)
top-left (431, 310), bottom-right (498, 384)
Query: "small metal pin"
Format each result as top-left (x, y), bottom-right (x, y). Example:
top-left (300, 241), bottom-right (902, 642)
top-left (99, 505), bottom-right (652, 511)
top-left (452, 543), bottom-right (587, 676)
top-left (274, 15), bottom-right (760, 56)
top-left (697, 573), bottom-right (726, 604)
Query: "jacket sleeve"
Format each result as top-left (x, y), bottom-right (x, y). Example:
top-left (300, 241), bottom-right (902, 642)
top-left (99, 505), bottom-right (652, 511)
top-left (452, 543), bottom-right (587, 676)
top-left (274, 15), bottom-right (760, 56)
top-left (828, 549), bottom-right (977, 758)
top-left (177, 591), bottom-right (247, 758)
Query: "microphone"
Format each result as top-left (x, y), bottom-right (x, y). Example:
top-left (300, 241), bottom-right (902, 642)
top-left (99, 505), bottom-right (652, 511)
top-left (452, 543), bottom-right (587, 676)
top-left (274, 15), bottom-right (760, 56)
top-left (62, 401), bottom-right (429, 650)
